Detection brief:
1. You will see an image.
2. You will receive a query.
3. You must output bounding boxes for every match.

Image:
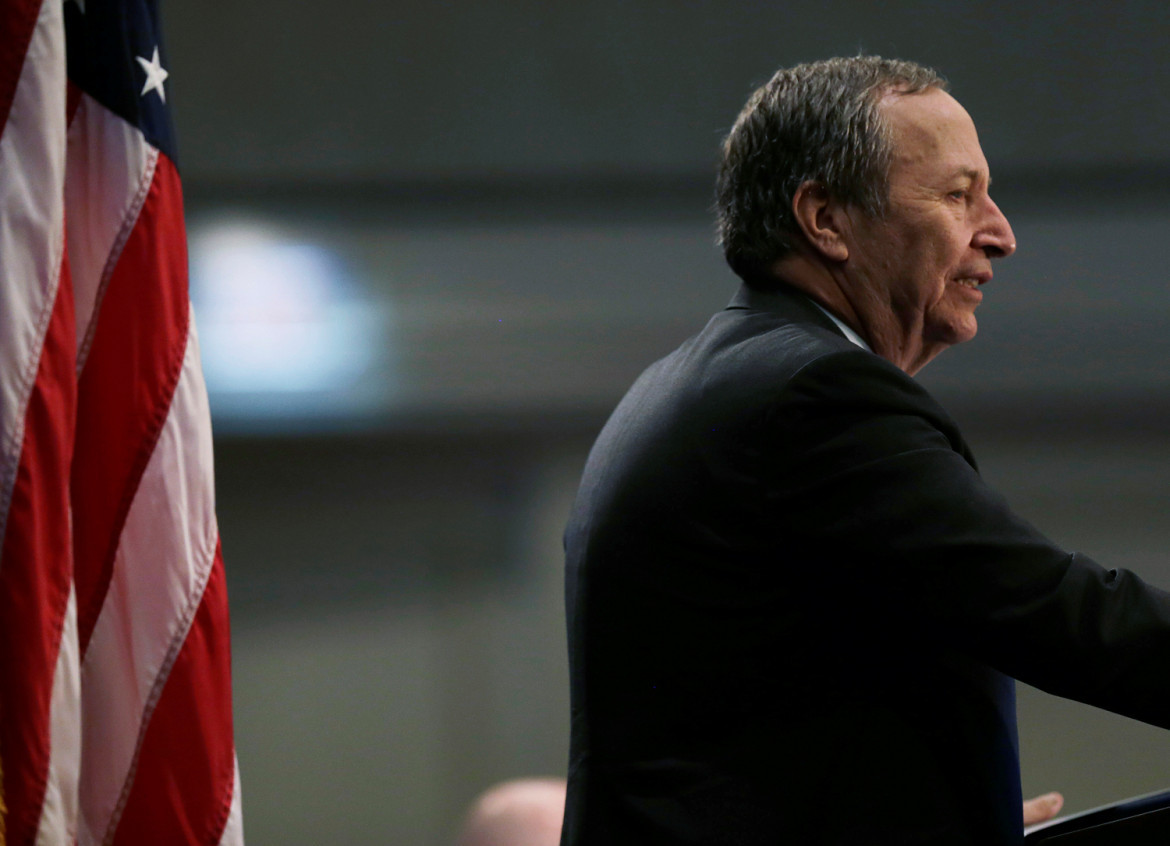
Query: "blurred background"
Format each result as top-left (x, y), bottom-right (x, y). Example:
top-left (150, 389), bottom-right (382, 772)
top-left (164, 1), bottom-right (1170, 842)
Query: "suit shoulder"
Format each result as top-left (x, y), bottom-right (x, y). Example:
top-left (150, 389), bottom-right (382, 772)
top-left (680, 309), bottom-right (928, 418)
top-left (782, 346), bottom-right (949, 416)
top-left (684, 313), bottom-right (970, 460)
top-left (771, 347), bottom-right (971, 463)
top-left (695, 306), bottom-right (861, 385)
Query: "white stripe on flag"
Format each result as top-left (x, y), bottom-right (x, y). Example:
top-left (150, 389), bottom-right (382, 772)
top-left (65, 93), bottom-right (155, 371)
top-left (0, 0), bottom-right (66, 542)
top-left (78, 318), bottom-right (218, 844)
top-left (35, 582), bottom-right (80, 846)
top-left (218, 754), bottom-right (245, 846)
top-left (0, 1), bottom-right (77, 842)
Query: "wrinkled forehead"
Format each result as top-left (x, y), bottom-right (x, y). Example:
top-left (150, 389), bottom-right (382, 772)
top-left (879, 87), bottom-right (986, 170)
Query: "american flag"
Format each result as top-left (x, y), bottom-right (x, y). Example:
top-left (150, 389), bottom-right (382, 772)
top-left (0, 0), bottom-right (243, 843)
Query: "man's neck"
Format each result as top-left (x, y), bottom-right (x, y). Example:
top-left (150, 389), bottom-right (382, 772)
top-left (767, 253), bottom-right (943, 375)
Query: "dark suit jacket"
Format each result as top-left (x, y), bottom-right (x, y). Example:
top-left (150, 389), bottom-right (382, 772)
top-left (562, 283), bottom-right (1170, 845)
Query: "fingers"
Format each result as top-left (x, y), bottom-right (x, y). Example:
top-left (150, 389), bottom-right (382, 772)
top-left (1022, 791), bottom-right (1065, 826)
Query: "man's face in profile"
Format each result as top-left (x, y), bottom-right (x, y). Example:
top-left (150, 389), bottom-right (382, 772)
top-left (841, 88), bottom-right (1016, 359)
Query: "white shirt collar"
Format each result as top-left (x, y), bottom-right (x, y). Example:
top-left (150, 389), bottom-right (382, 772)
top-left (810, 300), bottom-right (872, 352)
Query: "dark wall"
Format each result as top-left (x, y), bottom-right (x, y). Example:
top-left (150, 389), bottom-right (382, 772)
top-left (168, 0), bottom-right (1170, 183)
top-left (161, 3), bottom-right (1170, 842)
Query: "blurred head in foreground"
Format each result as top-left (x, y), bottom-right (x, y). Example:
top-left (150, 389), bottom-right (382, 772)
top-left (457, 778), bottom-right (566, 846)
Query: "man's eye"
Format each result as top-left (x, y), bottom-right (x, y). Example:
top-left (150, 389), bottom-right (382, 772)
top-left (948, 190), bottom-right (966, 200)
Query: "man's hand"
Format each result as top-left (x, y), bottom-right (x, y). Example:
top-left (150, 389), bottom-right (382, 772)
top-left (1023, 792), bottom-right (1064, 826)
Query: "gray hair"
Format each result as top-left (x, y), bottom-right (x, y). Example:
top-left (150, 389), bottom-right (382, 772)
top-left (715, 56), bottom-right (947, 284)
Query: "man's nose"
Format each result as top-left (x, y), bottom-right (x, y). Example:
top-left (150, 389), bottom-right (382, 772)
top-left (974, 196), bottom-right (1016, 258)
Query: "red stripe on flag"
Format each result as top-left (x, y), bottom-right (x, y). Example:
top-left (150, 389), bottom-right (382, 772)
top-left (0, 260), bottom-right (76, 845)
top-left (72, 152), bottom-right (189, 655)
top-left (65, 77), bottom-right (81, 125)
top-left (0, 0), bottom-right (41, 131)
top-left (111, 540), bottom-right (236, 846)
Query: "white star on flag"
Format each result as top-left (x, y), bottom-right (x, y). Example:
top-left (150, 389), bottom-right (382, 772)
top-left (136, 46), bottom-right (168, 102)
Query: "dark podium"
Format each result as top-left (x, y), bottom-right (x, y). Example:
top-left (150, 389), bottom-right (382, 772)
top-left (1025, 789), bottom-right (1170, 844)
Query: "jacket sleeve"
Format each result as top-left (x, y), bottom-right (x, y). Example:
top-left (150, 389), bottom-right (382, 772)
top-left (763, 348), bottom-right (1170, 730)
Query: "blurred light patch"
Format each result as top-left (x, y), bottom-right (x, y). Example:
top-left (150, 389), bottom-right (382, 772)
top-left (190, 219), bottom-right (393, 432)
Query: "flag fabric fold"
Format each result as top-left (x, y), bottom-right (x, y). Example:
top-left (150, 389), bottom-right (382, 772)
top-left (1, 1), bottom-right (243, 843)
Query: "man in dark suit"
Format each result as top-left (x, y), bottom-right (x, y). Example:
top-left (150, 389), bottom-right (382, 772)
top-left (561, 56), bottom-right (1170, 845)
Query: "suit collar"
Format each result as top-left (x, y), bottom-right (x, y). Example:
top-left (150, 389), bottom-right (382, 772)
top-left (727, 282), bottom-right (850, 341)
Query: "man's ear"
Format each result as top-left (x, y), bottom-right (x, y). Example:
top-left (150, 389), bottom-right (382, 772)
top-left (792, 181), bottom-right (850, 262)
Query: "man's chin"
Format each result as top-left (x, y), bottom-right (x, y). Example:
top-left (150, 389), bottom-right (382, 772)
top-left (927, 315), bottom-right (978, 348)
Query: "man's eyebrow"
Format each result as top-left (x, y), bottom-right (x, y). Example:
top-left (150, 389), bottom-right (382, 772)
top-left (951, 167), bottom-right (988, 184)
